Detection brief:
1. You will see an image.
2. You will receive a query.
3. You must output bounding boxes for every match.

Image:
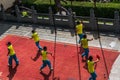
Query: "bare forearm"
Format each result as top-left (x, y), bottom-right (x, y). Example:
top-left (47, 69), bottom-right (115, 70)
top-left (88, 38), bottom-right (93, 41)
top-left (47, 52), bottom-right (52, 56)
top-left (94, 59), bottom-right (99, 63)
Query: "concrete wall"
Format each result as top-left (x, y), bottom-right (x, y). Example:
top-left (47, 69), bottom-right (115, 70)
top-left (0, 0), bottom-right (15, 10)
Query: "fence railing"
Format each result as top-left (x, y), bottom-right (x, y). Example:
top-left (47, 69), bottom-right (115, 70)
top-left (0, 5), bottom-right (120, 33)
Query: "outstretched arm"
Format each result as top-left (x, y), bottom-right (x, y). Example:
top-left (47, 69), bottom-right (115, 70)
top-left (94, 58), bottom-right (99, 63)
top-left (94, 58), bottom-right (100, 69)
top-left (47, 52), bottom-right (53, 56)
top-left (87, 38), bottom-right (93, 41)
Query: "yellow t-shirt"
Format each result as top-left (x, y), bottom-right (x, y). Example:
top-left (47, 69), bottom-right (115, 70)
top-left (22, 11), bottom-right (28, 17)
top-left (81, 38), bottom-right (88, 48)
top-left (76, 23), bottom-right (83, 34)
top-left (32, 32), bottom-right (40, 42)
top-left (8, 45), bottom-right (15, 56)
top-left (87, 60), bottom-right (95, 73)
top-left (41, 50), bottom-right (47, 60)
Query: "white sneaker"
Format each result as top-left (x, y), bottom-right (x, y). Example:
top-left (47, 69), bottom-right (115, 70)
top-left (50, 68), bottom-right (53, 71)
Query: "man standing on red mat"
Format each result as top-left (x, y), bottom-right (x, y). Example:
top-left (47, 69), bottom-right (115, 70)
top-left (87, 56), bottom-right (100, 80)
top-left (31, 29), bottom-right (42, 51)
top-left (81, 34), bottom-right (93, 60)
top-left (7, 42), bottom-right (19, 66)
top-left (40, 46), bottom-right (53, 72)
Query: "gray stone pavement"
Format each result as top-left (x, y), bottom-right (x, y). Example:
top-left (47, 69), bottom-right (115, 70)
top-left (0, 22), bottom-right (120, 80)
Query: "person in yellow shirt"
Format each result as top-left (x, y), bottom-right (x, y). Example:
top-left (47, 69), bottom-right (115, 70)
top-left (7, 42), bottom-right (19, 66)
top-left (40, 46), bottom-right (53, 72)
top-left (81, 34), bottom-right (93, 60)
top-left (22, 10), bottom-right (28, 17)
top-left (76, 20), bottom-right (84, 43)
top-left (31, 29), bottom-right (42, 51)
top-left (87, 56), bottom-right (100, 80)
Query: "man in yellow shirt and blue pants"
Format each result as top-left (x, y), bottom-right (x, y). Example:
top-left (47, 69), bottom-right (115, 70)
top-left (7, 42), bottom-right (19, 66)
top-left (76, 20), bottom-right (84, 43)
top-left (87, 56), bottom-right (100, 80)
top-left (81, 34), bottom-right (93, 60)
top-left (31, 30), bottom-right (42, 51)
top-left (40, 46), bottom-right (53, 72)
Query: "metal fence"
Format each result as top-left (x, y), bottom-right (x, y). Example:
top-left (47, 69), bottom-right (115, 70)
top-left (0, 6), bottom-right (120, 33)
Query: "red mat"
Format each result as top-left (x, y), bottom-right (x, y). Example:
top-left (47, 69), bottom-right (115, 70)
top-left (0, 35), bottom-right (119, 80)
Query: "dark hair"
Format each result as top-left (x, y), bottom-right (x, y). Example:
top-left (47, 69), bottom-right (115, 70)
top-left (43, 46), bottom-right (47, 51)
top-left (77, 21), bottom-right (80, 25)
top-left (31, 29), bottom-right (35, 33)
top-left (7, 42), bottom-right (11, 45)
top-left (83, 34), bottom-right (87, 38)
top-left (88, 56), bottom-right (93, 61)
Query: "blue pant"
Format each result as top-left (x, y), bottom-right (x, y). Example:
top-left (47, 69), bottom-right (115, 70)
top-left (40, 60), bottom-right (52, 70)
top-left (35, 41), bottom-right (42, 50)
top-left (78, 34), bottom-right (83, 43)
top-left (82, 48), bottom-right (89, 59)
top-left (8, 54), bottom-right (19, 65)
top-left (89, 72), bottom-right (97, 80)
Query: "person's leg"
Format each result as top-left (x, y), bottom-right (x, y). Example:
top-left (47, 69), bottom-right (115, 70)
top-left (80, 34), bottom-right (83, 40)
top-left (85, 48), bottom-right (89, 60)
top-left (35, 41), bottom-right (42, 50)
top-left (82, 48), bottom-right (89, 61)
top-left (89, 76), bottom-right (92, 80)
top-left (89, 73), bottom-right (94, 80)
top-left (46, 60), bottom-right (53, 70)
top-left (91, 72), bottom-right (97, 80)
top-left (13, 54), bottom-right (19, 65)
top-left (8, 56), bottom-right (13, 66)
top-left (78, 34), bottom-right (83, 43)
top-left (40, 60), bottom-right (47, 71)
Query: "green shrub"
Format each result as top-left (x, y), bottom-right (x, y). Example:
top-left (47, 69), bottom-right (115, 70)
top-left (112, 0), bottom-right (120, 3)
top-left (22, 0), bottom-right (120, 18)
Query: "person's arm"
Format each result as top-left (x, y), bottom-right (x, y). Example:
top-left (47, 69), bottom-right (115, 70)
top-left (30, 34), bottom-right (33, 39)
top-left (81, 22), bottom-right (85, 30)
top-left (75, 26), bottom-right (78, 35)
top-left (82, 23), bottom-right (86, 33)
top-left (30, 36), bottom-right (33, 39)
top-left (94, 58), bottom-right (100, 69)
top-left (47, 52), bottom-right (53, 56)
top-left (94, 59), bottom-right (99, 63)
top-left (7, 48), bottom-right (10, 56)
top-left (87, 38), bottom-right (93, 41)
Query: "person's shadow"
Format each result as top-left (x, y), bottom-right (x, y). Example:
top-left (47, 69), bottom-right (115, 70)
top-left (7, 65), bottom-right (19, 80)
top-left (31, 50), bottom-right (41, 61)
top-left (53, 77), bottom-right (60, 80)
top-left (40, 71), bottom-right (52, 80)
